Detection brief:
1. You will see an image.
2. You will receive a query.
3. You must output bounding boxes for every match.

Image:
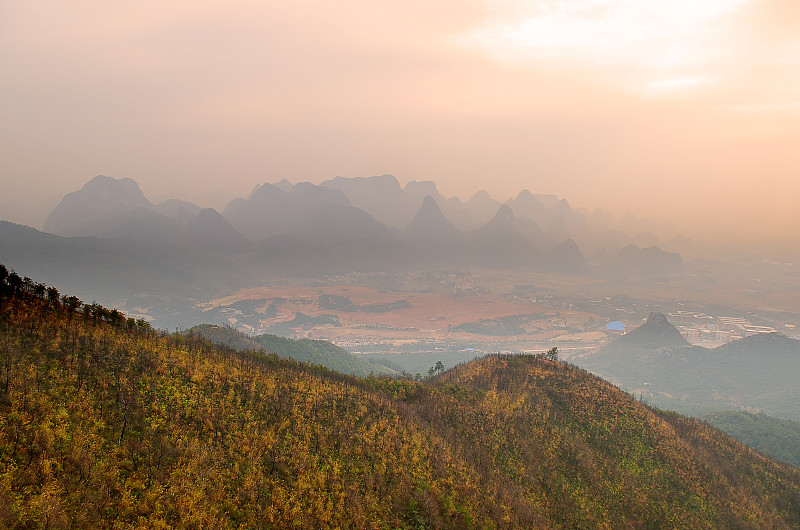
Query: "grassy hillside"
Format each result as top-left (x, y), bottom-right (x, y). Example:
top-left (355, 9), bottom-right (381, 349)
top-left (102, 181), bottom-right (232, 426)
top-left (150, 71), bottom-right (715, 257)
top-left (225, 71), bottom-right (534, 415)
top-left (251, 332), bottom-right (397, 377)
top-left (2, 270), bottom-right (800, 528)
top-left (189, 323), bottom-right (264, 351)
top-left (189, 324), bottom-right (395, 377)
top-left (705, 411), bottom-right (800, 469)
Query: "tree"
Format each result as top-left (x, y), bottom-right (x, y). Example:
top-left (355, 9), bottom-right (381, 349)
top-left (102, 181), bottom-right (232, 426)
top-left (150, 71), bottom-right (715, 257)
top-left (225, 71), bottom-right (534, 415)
top-left (545, 347), bottom-right (559, 362)
top-left (63, 295), bottom-right (82, 313)
top-left (435, 360), bottom-right (445, 375)
top-left (46, 287), bottom-right (60, 307)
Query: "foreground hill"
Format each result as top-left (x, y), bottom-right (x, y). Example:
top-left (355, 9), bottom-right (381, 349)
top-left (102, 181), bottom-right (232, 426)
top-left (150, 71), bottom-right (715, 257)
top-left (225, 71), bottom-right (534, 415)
top-left (2, 274), bottom-right (800, 527)
top-left (579, 313), bottom-right (800, 420)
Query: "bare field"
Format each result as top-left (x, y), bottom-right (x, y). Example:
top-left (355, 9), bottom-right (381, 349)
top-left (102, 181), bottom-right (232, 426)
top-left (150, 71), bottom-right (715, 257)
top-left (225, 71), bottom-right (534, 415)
top-left (213, 282), bottom-right (604, 347)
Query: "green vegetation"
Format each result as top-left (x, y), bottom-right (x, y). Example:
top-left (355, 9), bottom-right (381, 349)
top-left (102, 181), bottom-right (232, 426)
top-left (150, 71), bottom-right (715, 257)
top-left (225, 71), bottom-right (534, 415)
top-left (263, 312), bottom-right (340, 335)
top-left (190, 323), bottom-right (395, 378)
top-left (189, 323), bottom-right (263, 351)
top-left (318, 293), bottom-right (411, 313)
top-left (251, 332), bottom-right (396, 377)
top-left (2, 266), bottom-right (800, 528)
top-left (452, 314), bottom-right (531, 336)
top-left (705, 411), bottom-right (800, 469)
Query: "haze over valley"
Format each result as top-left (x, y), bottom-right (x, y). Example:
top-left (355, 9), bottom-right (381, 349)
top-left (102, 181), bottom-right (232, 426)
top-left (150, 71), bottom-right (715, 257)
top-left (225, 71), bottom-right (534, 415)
top-left (4, 173), bottom-right (800, 375)
top-left (3, 1), bottom-right (800, 526)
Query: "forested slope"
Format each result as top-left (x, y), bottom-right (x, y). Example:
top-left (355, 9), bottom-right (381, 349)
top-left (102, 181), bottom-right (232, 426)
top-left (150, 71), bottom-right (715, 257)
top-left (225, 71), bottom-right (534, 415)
top-left (190, 324), bottom-right (395, 377)
top-left (2, 267), bottom-right (800, 528)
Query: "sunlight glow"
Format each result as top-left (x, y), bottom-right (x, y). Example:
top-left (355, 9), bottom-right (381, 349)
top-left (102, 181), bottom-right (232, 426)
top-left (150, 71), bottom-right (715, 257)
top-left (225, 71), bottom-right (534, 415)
top-left (468, 0), bottom-right (750, 92)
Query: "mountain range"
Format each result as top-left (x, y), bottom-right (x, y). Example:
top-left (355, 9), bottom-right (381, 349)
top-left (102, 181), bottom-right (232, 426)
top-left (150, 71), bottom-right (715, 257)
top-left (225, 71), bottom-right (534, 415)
top-left (1, 175), bottom-right (684, 300)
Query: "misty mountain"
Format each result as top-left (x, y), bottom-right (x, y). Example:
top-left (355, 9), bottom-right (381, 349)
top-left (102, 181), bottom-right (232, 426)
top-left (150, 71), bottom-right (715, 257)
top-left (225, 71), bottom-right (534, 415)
top-left (185, 208), bottom-right (250, 252)
top-left (512, 215), bottom-right (557, 250)
top-left (44, 175), bottom-right (152, 236)
top-left (465, 205), bottom-right (543, 269)
top-left (543, 238), bottom-right (589, 274)
top-left (295, 203), bottom-right (411, 271)
top-left (448, 189), bottom-right (502, 231)
top-left (222, 181), bottom-right (351, 241)
top-left (578, 314), bottom-right (800, 421)
top-left (320, 174), bottom-right (441, 230)
top-left (403, 195), bottom-right (460, 241)
top-left (9, 174), bottom-right (698, 320)
top-left (42, 175), bottom-right (211, 242)
top-left (0, 220), bottom-right (200, 299)
top-left (505, 189), bottom-right (549, 226)
top-left (608, 311), bottom-right (691, 352)
top-left (151, 198), bottom-right (203, 218)
top-left (613, 244), bottom-right (684, 275)
top-left (401, 196), bottom-right (468, 268)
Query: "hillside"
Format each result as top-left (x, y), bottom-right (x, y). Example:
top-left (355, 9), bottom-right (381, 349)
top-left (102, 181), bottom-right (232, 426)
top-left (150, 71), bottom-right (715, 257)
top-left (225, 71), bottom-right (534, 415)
top-left (191, 324), bottom-right (396, 377)
top-left (2, 272), bottom-right (800, 527)
top-left (189, 323), bottom-right (264, 351)
top-left (705, 411), bottom-right (800, 469)
top-left (579, 314), bottom-right (800, 420)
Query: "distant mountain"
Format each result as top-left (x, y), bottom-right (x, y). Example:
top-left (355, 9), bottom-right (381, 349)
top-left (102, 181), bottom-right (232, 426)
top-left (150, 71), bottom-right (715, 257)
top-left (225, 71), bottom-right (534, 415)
top-left (0, 220), bottom-right (201, 299)
top-left (222, 181), bottom-right (351, 241)
top-left (506, 189), bottom-right (548, 226)
top-left (42, 175), bottom-right (210, 242)
top-left (44, 175), bottom-right (152, 236)
top-left (615, 244), bottom-right (684, 275)
top-left (298, 203), bottom-right (410, 272)
top-left (185, 208), bottom-right (249, 252)
top-left (467, 205), bottom-right (542, 269)
top-left (450, 189), bottom-right (502, 230)
top-left (511, 215), bottom-right (556, 250)
top-left (152, 198), bottom-right (203, 218)
top-left (404, 195), bottom-right (460, 240)
top-left (41, 174), bottom-right (687, 266)
top-left (543, 238), bottom-right (589, 274)
top-left (402, 196), bottom-right (467, 268)
top-left (321, 174), bottom-right (452, 231)
top-left (321, 174), bottom-right (409, 228)
top-left (579, 315), bottom-right (800, 420)
top-left (614, 311), bottom-right (690, 351)
top-left (24, 174), bottom-right (697, 318)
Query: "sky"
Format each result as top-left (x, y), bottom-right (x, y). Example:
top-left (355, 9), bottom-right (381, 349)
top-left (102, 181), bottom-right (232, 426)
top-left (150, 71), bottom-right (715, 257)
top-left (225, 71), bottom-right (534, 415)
top-left (1, 0), bottom-right (799, 244)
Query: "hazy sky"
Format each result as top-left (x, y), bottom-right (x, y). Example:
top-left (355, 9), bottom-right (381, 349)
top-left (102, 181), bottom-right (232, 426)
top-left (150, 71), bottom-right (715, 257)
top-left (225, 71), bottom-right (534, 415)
top-left (2, 1), bottom-right (799, 242)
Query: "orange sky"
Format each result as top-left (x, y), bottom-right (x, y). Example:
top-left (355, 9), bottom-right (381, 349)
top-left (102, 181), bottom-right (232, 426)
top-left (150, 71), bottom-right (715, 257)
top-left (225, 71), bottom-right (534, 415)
top-left (1, 0), bottom-right (798, 245)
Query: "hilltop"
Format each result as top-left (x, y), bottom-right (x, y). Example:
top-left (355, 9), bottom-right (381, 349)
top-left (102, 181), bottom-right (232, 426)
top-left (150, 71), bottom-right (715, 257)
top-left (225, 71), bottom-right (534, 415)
top-left (2, 269), bottom-right (800, 527)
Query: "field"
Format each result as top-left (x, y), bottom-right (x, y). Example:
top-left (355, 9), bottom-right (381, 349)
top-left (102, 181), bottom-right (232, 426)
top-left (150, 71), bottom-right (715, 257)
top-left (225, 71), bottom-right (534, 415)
top-left (208, 277), bottom-right (607, 359)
